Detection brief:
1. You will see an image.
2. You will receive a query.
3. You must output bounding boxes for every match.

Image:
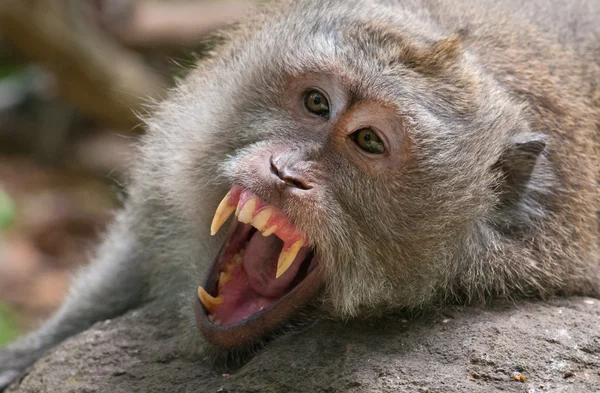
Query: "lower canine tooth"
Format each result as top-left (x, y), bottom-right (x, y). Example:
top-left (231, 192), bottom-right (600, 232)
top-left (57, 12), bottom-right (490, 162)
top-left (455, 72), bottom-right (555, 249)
top-left (276, 240), bottom-right (304, 279)
top-left (198, 286), bottom-right (224, 311)
top-left (211, 191), bottom-right (236, 236)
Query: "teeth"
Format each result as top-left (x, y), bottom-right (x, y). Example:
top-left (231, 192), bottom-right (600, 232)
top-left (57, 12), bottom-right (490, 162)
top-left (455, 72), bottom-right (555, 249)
top-left (251, 208), bottom-right (274, 231)
top-left (231, 250), bottom-right (244, 266)
top-left (237, 197), bottom-right (257, 224)
top-left (210, 191), bottom-right (236, 236)
top-left (219, 250), bottom-right (244, 289)
top-left (262, 225), bottom-right (277, 237)
top-left (276, 240), bottom-right (304, 279)
top-left (212, 190), bottom-right (310, 280)
top-left (218, 271), bottom-right (232, 289)
top-left (197, 286), bottom-right (224, 311)
top-left (208, 314), bottom-right (222, 326)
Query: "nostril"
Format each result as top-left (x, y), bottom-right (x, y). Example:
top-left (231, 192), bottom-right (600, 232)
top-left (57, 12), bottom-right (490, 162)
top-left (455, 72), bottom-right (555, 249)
top-left (270, 157), bottom-right (281, 178)
top-left (282, 175), bottom-right (312, 190)
top-left (269, 156), bottom-right (312, 191)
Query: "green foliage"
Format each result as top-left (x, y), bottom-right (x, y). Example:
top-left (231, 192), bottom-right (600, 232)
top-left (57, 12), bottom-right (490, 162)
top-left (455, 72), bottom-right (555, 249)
top-left (0, 64), bottom-right (23, 79)
top-left (0, 304), bottom-right (18, 347)
top-left (0, 189), bottom-right (16, 231)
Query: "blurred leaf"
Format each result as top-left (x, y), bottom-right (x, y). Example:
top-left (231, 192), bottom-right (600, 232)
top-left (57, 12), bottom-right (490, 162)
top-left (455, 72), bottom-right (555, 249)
top-left (0, 303), bottom-right (18, 347)
top-left (0, 64), bottom-right (24, 79)
top-left (0, 189), bottom-right (16, 231)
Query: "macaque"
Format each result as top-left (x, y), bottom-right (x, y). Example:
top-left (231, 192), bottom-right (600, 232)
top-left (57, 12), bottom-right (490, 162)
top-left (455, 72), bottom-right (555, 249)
top-left (1, 0), bottom-right (599, 389)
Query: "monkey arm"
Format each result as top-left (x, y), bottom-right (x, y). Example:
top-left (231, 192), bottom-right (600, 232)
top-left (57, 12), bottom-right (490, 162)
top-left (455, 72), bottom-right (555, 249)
top-left (0, 203), bottom-right (150, 391)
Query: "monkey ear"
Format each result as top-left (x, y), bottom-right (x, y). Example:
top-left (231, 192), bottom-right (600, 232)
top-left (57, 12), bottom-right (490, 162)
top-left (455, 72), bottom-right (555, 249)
top-left (492, 133), bottom-right (548, 208)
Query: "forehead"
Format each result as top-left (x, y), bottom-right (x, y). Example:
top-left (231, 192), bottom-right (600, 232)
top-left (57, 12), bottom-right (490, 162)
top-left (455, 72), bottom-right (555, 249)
top-left (224, 0), bottom-right (454, 109)
top-left (229, 2), bottom-right (399, 96)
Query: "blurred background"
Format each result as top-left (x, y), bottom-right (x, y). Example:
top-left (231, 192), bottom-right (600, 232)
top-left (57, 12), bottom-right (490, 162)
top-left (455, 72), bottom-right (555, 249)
top-left (0, 0), bottom-right (255, 345)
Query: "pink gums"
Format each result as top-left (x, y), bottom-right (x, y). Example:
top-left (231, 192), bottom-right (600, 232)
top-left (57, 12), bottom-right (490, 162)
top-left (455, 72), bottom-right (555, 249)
top-left (208, 185), bottom-right (311, 326)
top-left (228, 185), bottom-right (308, 250)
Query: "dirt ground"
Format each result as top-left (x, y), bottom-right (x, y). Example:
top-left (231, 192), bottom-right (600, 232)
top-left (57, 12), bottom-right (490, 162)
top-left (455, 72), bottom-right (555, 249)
top-left (6, 297), bottom-right (600, 393)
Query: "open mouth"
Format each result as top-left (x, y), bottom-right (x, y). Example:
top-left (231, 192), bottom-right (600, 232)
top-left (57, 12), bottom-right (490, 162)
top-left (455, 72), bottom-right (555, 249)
top-left (194, 185), bottom-right (322, 348)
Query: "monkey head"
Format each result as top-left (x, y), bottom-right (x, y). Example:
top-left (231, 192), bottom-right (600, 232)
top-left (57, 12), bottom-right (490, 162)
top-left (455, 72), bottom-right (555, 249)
top-left (140, 0), bottom-right (551, 350)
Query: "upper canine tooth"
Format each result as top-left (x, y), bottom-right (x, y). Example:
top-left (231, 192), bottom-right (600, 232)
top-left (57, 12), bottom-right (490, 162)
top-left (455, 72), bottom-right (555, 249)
top-left (251, 208), bottom-right (274, 231)
top-left (210, 191), bottom-right (236, 236)
top-left (237, 197), bottom-right (257, 224)
top-left (197, 286), bottom-right (224, 311)
top-left (276, 240), bottom-right (304, 279)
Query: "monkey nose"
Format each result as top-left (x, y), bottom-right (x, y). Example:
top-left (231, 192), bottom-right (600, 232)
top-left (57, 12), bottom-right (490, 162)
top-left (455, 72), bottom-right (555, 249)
top-left (269, 157), bottom-right (313, 191)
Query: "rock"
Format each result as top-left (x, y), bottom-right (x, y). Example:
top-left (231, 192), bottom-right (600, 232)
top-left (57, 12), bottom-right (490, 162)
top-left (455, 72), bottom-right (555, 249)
top-left (7, 297), bottom-right (600, 393)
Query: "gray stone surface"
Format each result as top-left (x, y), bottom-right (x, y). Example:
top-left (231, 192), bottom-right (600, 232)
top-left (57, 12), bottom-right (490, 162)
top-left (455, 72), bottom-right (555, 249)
top-left (7, 297), bottom-right (600, 393)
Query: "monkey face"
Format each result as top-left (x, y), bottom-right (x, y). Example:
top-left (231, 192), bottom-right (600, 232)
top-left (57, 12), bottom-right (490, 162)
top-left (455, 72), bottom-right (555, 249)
top-left (143, 0), bottom-right (537, 350)
top-left (192, 70), bottom-right (417, 348)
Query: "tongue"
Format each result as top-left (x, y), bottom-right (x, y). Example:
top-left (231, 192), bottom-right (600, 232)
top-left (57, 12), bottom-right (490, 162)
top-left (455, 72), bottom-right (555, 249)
top-left (244, 231), bottom-right (308, 297)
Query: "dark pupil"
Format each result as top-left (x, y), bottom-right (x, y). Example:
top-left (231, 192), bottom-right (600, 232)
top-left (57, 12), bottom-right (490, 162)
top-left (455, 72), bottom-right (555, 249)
top-left (352, 128), bottom-right (384, 154)
top-left (306, 91), bottom-right (329, 118)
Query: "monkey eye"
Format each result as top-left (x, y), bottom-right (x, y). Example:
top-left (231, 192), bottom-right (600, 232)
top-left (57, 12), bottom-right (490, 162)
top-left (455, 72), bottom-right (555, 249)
top-left (304, 90), bottom-right (330, 118)
top-left (350, 128), bottom-right (385, 154)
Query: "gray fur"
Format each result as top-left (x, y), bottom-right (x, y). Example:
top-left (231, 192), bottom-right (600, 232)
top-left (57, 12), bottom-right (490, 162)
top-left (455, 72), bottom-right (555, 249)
top-left (2, 0), bottom-right (599, 389)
